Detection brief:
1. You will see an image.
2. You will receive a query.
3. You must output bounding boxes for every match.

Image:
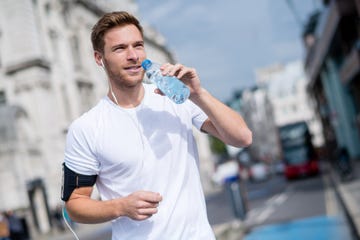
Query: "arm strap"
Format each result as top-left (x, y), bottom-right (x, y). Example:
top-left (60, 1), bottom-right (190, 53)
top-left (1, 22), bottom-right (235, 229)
top-left (61, 163), bottom-right (97, 201)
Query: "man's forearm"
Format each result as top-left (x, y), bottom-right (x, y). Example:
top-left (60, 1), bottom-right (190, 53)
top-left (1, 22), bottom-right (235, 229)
top-left (191, 88), bottom-right (252, 147)
top-left (65, 198), bottom-right (122, 224)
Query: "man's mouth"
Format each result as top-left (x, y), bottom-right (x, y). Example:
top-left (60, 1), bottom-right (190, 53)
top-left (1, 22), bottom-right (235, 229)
top-left (124, 65), bottom-right (142, 74)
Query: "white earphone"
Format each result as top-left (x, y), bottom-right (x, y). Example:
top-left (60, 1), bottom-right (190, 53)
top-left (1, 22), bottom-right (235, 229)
top-left (100, 58), bottom-right (119, 106)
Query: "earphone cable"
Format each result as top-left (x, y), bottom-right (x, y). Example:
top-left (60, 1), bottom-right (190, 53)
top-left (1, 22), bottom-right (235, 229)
top-left (62, 204), bottom-right (80, 240)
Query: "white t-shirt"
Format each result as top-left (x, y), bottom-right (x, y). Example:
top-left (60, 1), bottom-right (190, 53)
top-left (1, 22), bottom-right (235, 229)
top-left (64, 84), bottom-right (216, 240)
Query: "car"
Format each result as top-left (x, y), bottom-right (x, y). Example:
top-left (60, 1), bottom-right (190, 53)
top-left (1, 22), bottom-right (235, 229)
top-left (249, 162), bottom-right (269, 182)
top-left (211, 160), bottom-right (239, 185)
top-left (274, 162), bottom-right (285, 175)
top-left (284, 158), bottom-right (319, 180)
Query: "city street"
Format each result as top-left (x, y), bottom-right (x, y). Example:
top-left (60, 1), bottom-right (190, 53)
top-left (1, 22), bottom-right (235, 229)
top-left (206, 165), bottom-right (356, 239)
top-left (1, 1), bottom-right (360, 240)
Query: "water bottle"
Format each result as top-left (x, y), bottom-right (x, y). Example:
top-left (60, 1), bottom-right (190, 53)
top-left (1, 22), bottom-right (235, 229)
top-left (141, 59), bottom-right (190, 104)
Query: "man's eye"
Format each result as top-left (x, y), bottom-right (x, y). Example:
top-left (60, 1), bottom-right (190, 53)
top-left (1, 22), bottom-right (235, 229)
top-left (113, 46), bottom-right (125, 51)
top-left (135, 43), bottom-right (144, 48)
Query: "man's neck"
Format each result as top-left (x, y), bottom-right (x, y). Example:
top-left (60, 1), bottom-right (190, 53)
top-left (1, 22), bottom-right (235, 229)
top-left (107, 83), bottom-right (144, 109)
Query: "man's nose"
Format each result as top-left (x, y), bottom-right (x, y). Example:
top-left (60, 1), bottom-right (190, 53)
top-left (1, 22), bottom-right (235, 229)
top-left (127, 47), bottom-right (139, 61)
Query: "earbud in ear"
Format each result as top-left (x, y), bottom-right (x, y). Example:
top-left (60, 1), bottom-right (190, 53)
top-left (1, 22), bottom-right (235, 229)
top-left (100, 59), bottom-right (104, 67)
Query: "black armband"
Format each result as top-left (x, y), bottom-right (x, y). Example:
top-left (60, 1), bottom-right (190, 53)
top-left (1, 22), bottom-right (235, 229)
top-left (61, 163), bottom-right (97, 201)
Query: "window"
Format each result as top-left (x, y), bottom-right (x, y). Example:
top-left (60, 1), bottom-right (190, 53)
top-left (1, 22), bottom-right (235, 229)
top-left (70, 36), bottom-right (82, 70)
top-left (60, 85), bottom-right (71, 121)
top-left (0, 29), bottom-right (2, 67)
top-left (292, 104), bottom-right (297, 112)
top-left (0, 91), bottom-right (6, 105)
top-left (49, 29), bottom-right (58, 62)
top-left (77, 81), bottom-right (94, 112)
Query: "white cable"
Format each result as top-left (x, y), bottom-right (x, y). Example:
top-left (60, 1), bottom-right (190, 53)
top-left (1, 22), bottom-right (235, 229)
top-left (101, 59), bottom-right (120, 106)
top-left (109, 82), bottom-right (119, 106)
top-left (101, 59), bottom-right (145, 173)
top-left (108, 78), bottom-right (145, 173)
top-left (108, 82), bottom-right (145, 180)
top-left (62, 204), bottom-right (80, 240)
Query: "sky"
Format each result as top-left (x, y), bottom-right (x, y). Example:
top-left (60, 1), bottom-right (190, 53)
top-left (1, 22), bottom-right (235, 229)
top-left (136, 0), bottom-right (322, 102)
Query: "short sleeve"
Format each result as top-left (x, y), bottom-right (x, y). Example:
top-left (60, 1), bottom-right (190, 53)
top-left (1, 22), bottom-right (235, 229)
top-left (185, 100), bottom-right (208, 130)
top-left (64, 118), bottom-right (100, 176)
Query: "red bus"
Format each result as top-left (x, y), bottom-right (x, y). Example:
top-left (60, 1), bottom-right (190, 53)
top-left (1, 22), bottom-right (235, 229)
top-left (279, 121), bottom-right (319, 180)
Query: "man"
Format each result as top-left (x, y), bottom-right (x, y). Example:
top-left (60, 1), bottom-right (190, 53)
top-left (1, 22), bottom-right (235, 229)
top-left (62, 11), bottom-right (252, 240)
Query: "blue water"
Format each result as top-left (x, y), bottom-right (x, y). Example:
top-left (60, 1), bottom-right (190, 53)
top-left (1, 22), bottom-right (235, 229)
top-left (245, 216), bottom-right (353, 240)
top-left (155, 75), bottom-right (190, 104)
top-left (143, 59), bottom-right (190, 104)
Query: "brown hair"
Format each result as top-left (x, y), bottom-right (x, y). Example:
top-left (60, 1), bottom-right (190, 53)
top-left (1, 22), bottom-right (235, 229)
top-left (91, 11), bottom-right (144, 53)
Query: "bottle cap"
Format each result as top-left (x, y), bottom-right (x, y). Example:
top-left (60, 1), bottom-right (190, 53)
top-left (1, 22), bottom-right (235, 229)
top-left (141, 59), bottom-right (152, 70)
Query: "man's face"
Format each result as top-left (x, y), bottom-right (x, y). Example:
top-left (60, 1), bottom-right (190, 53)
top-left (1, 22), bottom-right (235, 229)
top-left (102, 24), bottom-right (146, 87)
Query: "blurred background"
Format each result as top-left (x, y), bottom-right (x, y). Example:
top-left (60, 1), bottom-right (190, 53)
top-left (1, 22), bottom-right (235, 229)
top-left (0, 0), bottom-right (360, 239)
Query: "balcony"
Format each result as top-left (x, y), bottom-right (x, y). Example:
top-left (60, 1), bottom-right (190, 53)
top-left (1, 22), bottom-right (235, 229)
top-left (305, 0), bottom-right (356, 87)
top-left (340, 41), bottom-right (360, 85)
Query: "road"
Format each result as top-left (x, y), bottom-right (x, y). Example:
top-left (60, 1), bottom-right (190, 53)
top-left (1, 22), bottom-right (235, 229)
top-left (246, 174), bottom-right (326, 227)
top-left (206, 173), bottom-right (287, 226)
top-left (206, 170), bottom-right (356, 239)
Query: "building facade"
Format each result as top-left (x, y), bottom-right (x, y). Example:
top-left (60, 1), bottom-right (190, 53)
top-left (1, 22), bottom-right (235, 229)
top-left (228, 59), bottom-right (325, 165)
top-left (303, 0), bottom-right (360, 160)
top-left (255, 60), bottom-right (324, 147)
top-left (0, 0), bottom-right (215, 236)
top-left (244, 87), bottom-right (281, 163)
top-left (229, 87), bottom-right (281, 164)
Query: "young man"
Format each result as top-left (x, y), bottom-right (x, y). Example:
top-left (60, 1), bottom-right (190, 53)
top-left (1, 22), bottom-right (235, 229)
top-left (62, 11), bottom-right (252, 240)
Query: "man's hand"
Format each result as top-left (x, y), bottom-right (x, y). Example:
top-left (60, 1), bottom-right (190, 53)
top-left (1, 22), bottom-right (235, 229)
top-left (154, 63), bottom-right (202, 98)
top-left (66, 187), bottom-right (162, 224)
top-left (123, 191), bottom-right (162, 221)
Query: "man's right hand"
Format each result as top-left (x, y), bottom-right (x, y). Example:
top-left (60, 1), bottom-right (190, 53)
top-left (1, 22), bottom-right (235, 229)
top-left (65, 187), bottom-right (163, 224)
top-left (123, 191), bottom-right (162, 221)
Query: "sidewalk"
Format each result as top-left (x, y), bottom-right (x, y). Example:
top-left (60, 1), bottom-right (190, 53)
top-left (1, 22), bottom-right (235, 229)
top-left (328, 159), bottom-right (360, 239)
top-left (214, 159), bottom-right (360, 240)
top-left (213, 219), bottom-right (246, 240)
top-left (35, 220), bottom-right (245, 240)
top-left (36, 220), bottom-right (246, 240)
top-left (33, 222), bottom-right (111, 240)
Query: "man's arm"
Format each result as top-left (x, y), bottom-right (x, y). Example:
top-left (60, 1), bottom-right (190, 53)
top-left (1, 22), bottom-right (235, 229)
top-left (65, 187), bottom-right (162, 224)
top-left (192, 88), bottom-right (252, 148)
top-left (160, 63), bottom-right (252, 147)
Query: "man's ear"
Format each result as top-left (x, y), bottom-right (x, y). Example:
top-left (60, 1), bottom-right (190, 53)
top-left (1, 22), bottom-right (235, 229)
top-left (94, 51), bottom-right (103, 67)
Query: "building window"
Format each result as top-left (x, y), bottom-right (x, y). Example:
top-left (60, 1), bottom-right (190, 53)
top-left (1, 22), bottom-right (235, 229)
top-left (60, 85), bottom-right (71, 121)
top-left (49, 29), bottom-right (59, 62)
top-left (292, 104), bottom-right (297, 112)
top-left (45, 2), bottom-right (51, 16)
top-left (0, 29), bottom-right (2, 67)
top-left (0, 91), bottom-right (6, 105)
top-left (70, 36), bottom-right (82, 70)
top-left (77, 81), bottom-right (94, 112)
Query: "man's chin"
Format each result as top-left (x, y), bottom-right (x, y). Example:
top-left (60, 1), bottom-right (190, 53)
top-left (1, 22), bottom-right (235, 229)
top-left (123, 79), bottom-right (144, 88)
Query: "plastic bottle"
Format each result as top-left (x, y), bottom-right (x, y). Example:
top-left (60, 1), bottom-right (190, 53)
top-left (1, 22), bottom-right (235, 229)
top-left (141, 59), bottom-right (190, 104)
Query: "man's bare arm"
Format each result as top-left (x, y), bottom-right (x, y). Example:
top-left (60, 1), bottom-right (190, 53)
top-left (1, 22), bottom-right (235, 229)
top-left (194, 89), bottom-right (252, 148)
top-left (65, 187), bottom-right (162, 224)
top-left (159, 63), bottom-right (252, 148)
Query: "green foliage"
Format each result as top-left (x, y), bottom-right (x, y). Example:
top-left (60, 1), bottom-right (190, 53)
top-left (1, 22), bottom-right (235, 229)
top-left (208, 135), bottom-right (228, 155)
